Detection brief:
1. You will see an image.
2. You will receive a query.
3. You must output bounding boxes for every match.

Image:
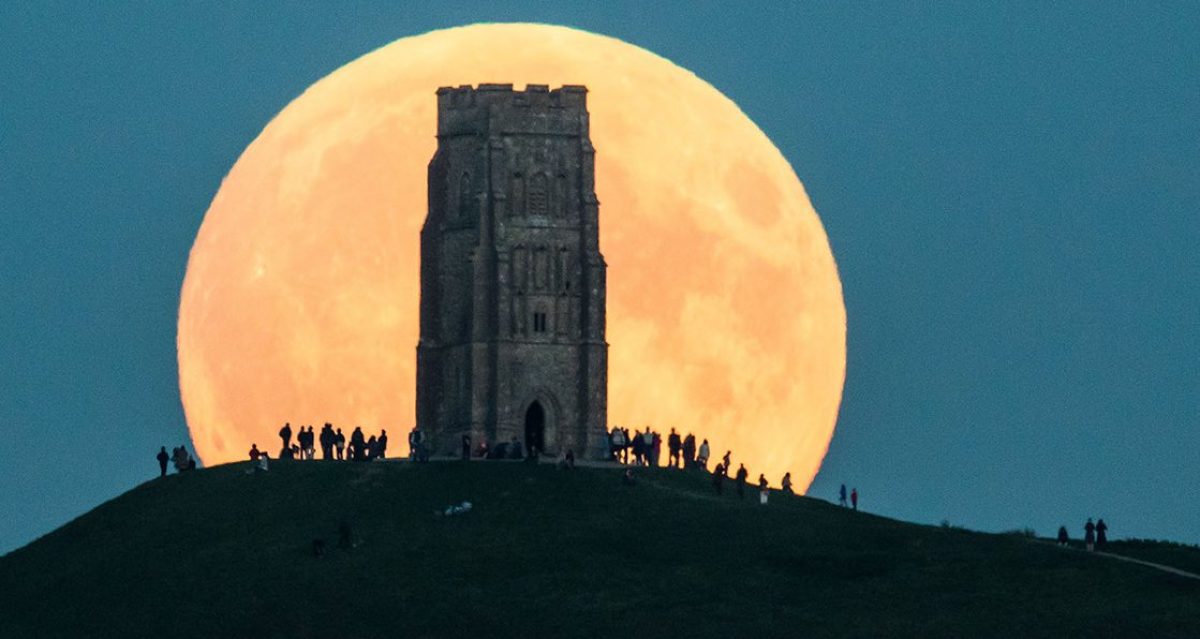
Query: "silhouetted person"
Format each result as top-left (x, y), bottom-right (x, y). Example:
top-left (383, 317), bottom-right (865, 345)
top-left (378, 430), bottom-right (388, 459)
top-left (408, 426), bottom-right (423, 462)
top-left (721, 451), bottom-right (732, 476)
top-left (850, 487), bottom-right (858, 511)
top-left (335, 428), bottom-right (346, 460)
top-left (682, 433), bottom-right (696, 468)
top-left (839, 484), bottom-right (848, 507)
top-left (697, 439), bottom-right (710, 469)
top-left (712, 464), bottom-right (724, 495)
top-left (320, 424), bottom-right (334, 460)
top-left (249, 444), bottom-right (261, 461)
top-left (668, 428), bottom-right (682, 468)
top-left (781, 472), bottom-right (793, 495)
top-left (156, 447), bottom-right (169, 477)
top-left (1084, 518), bottom-right (1096, 551)
top-left (758, 474), bottom-right (769, 505)
top-left (462, 434), bottom-right (471, 461)
top-left (303, 426), bottom-right (316, 460)
top-left (651, 431), bottom-right (662, 466)
top-left (1096, 519), bottom-right (1108, 549)
top-left (351, 427), bottom-right (366, 462)
top-left (735, 464), bottom-right (748, 499)
top-left (279, 422), bottom-right (293, 455)
top-left (366, 435), bottom-right (378, 460)
top-left (1056, 526), bottom-right (1070, 546)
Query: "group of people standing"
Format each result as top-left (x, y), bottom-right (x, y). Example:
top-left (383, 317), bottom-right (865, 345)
top-left (268, 422), bottom-right (388, 462)
top-left (608, 426), bottom-right (710, 469)
top-left (709, 455), bottom-right (795, 504)
top-left (1058, 518), bottom-right (1110, 551)
top-left (155, 445), bottom-right (196, 476)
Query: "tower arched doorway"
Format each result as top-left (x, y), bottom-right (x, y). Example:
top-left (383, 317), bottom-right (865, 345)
top-left (524, 401), bottom-right (546, 456)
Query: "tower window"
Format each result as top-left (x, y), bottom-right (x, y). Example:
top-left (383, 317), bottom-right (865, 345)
top-left (533, 312), bottom-right (548, 333)
top-left (529, 173), bottom-right (548, 216)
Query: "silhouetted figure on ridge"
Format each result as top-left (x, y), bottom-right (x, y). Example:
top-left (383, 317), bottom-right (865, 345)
top-left (319, 424), bottom-right (334, 460)
top-left (781, 473), bottom-right (793, 495)
top-left (697, 439), bottom-right (710, 469)
top-left (1096, 519), bottom-right (1108, 548)
top-left (351, 427), bottom-right (366, 462)
top-left (758, 474), bottom-right (769, 505)
top-left (378, 430), bottom-right (388, 459)
top-left (156, 446), bottom-right (169, 477)
top-left (839, 484), bottom-right (848, 507)
top-left (682, 433), bottom-right (696, 468)
top-left (335, 428), bottom-right (346, 460)
top-left (712, 464), bottom-right (724, 495)
top-left (721, 451), bottom-right (732, 476)
top-left (668, 428), bottom-right (682, 468)
top-left (1084, 518), bottom-right (1096, 551)
top-left (249, 444), bottom-right (261, 461)
top-left (1056, 526), bottom-right (1070, 546)
top-left (850, 487), bottom-right (858, 511)
top-left (279, 422), bottom-right (293, 456)
top-left (735, 464), bottom-right (748, 499)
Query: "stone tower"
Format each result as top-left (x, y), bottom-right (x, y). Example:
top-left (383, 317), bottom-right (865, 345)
top-left (416, 83), bottom-right (608, 459)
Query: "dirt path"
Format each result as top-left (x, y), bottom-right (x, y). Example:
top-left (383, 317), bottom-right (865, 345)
top-left (1092, 550), bottom-right (1200, 580)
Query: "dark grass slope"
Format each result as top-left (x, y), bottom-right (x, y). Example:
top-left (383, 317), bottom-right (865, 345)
top-left (2, 461), bottom-right (1198, 638)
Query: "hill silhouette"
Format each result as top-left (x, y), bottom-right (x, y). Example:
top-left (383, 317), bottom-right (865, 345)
top-left (1, 460), bottom-right (1197, 638)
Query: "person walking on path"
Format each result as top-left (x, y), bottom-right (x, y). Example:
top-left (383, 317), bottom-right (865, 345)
top-left (1084, 518), bottom-right (1096, 551)
top-left (781, 473), bottom-right (793, 495)
top-left (1095, 519), bottom-right (1108, 549)
top-left (156, 447), bottom-right (169, 477)
top-left (1056, 526), bottom-right (1070, 546)
top-left (850, 487), bottom-right (858, 511)
top-left (839, 484), bottom-right (848, 507)
top-left (735, 464), bottom-right (748, 500)
top-left (279, 422), bottom-right (293, 455)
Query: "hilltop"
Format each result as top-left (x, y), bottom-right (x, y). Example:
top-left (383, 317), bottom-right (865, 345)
top-left (1, 460), bottom-right (1197, 638)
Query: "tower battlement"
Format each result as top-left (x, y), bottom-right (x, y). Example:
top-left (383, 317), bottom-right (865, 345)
top-left (436, 84), bottom-right (589, 137)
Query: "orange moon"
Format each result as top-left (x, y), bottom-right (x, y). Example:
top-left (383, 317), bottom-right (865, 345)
top-left (178, 23), bottom-right (845, 490)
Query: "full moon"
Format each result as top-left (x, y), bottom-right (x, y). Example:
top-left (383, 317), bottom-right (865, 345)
top-left (178, 23), bottom-right (845, 491)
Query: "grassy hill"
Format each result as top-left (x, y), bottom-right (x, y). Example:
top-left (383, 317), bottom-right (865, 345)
top-left (1, 460), bottom-right (1197, 638)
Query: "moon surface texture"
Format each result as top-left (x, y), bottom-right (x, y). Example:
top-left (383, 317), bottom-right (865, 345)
top-left (178, 23), bottom-right (845, 490)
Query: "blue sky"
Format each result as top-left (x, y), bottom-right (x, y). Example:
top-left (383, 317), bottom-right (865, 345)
top-left (1, 2), bottom-right (1197, 554)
